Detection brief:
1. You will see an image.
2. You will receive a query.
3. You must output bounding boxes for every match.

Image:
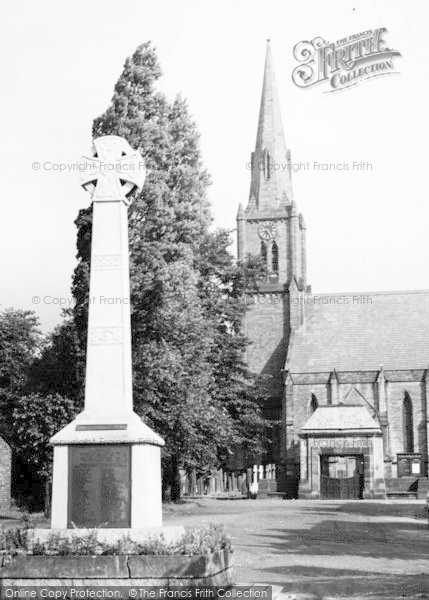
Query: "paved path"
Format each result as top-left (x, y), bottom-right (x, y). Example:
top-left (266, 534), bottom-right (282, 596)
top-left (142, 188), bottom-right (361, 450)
top-left (165, 498), bottom-right (429, 599)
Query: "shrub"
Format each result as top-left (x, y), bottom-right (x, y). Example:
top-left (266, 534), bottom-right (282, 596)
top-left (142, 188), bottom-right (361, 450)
top-left (0, 527), bottom-right (30, 557)
top-left (175, 524), bottom-right (233, 555)
top-left (0, 524), bottom-right (232, 556)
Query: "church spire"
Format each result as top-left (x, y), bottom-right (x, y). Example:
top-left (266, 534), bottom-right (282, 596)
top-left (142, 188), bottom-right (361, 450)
top-left (238, 41), bottom-right (308, 291)
top-left (249, 39), bottom-right (293, 211)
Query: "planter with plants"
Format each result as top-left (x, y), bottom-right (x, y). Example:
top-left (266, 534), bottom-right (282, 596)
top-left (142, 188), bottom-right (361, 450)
top-left (0, 524), bottom-right (235, 585)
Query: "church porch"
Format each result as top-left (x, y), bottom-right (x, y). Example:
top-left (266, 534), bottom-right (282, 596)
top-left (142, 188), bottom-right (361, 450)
top-left (297, 406), bottom-right (386, 499)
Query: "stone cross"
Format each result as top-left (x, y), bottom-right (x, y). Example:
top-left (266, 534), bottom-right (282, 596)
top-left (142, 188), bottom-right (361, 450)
top-left (50, 135), bottom-right (167, 531)
top-left (80, 135), bottom-right (145, 418)
top-left (80, 136), bottom-right (145, 203)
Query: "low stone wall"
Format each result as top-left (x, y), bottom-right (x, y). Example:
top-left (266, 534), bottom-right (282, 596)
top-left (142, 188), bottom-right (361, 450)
top-left (0, 550), bottom-right (235, 586)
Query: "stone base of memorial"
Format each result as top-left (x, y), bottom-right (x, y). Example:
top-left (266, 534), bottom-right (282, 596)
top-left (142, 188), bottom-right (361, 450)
top-left (50, 410), bottom-right (168, 531)
top-left (0, 551), bottom-right (235, 586)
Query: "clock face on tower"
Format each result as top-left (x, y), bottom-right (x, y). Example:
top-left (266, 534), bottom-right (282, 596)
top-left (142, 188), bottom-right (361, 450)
top-left (258, 222), bottom-right (277, 241)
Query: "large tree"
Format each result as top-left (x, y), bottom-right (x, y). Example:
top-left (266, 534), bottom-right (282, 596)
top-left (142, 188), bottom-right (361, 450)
top-left (70, 42), bottom-right (266, 499)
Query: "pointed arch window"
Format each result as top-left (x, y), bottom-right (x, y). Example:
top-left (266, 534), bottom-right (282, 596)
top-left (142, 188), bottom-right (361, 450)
top-left (261, 241), bottom-right (267, 265)
top-left (310, 394), bottom-right (318, 415)
top-left (403, 393), bottom-right (414, 453)
top-left (271, 242), bottom-right (279, 274)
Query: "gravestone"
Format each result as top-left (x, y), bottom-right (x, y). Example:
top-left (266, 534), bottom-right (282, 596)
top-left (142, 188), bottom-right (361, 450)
top-left (48, 136), bottom-right (182, 540)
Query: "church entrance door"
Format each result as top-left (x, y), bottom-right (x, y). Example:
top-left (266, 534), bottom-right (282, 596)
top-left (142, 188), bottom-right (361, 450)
top-left (320, 454), bottom-right (364, 499)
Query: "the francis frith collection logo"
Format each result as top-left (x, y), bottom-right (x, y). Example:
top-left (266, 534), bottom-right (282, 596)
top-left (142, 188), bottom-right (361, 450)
top-left (292, 28), bottom-right (401, 92)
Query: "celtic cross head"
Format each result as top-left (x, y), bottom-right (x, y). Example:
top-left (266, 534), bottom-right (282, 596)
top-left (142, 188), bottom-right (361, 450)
top-left (80, 135), bottom-right (145, 204)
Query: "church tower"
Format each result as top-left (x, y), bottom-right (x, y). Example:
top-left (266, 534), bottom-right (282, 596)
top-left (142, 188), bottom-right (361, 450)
top-left (237, 40), bottom-right (308, 464)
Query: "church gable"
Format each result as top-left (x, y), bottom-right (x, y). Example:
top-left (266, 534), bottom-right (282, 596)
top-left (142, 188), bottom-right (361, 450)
top-left (342, 386), bottom-right (377, 418)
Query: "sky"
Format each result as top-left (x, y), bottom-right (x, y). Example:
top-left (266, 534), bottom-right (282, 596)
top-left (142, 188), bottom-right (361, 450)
top-left (1, 0), bottom-right (428, 332)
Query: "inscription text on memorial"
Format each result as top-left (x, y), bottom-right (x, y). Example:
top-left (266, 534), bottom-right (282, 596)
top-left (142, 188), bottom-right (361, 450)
top-left (68, 444), bottom-right (131, 528)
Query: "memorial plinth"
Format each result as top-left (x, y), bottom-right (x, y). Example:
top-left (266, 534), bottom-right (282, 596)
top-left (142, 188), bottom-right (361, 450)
top-left (48, 136), bottom-right (180, 539)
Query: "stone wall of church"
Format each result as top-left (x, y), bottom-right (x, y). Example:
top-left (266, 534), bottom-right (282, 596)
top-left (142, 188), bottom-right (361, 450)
top-left (387, 380), bottom-right (427, 475)
top-left (244, 292), bottom-right (288, 400)
top-left (285, 380), bottom-right (379, 460)
top-left (283, 382), bottom-right (331, 469)
top-left (291, 383), bottom-right (329, 435)
top-left (283, 373), bottom-right (429, 481)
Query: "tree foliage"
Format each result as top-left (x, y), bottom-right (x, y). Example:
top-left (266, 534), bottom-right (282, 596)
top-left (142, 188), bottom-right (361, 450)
top-left (12, 393), bottom-right (77, 480)
top-left (50, 42), bottom-right (266, 500)
top-left (0, 308), bottom-right (42, 395)
top-left (29, 317), bottom-right (82, 401)
top-left (0, 310), bottom-right (77, 509)
top-left (0, 308), bottom-right (43, 445)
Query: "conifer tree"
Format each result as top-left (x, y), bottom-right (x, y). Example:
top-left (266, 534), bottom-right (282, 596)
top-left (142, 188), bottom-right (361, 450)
top-left (70, 42), bottom-right (266, 499)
